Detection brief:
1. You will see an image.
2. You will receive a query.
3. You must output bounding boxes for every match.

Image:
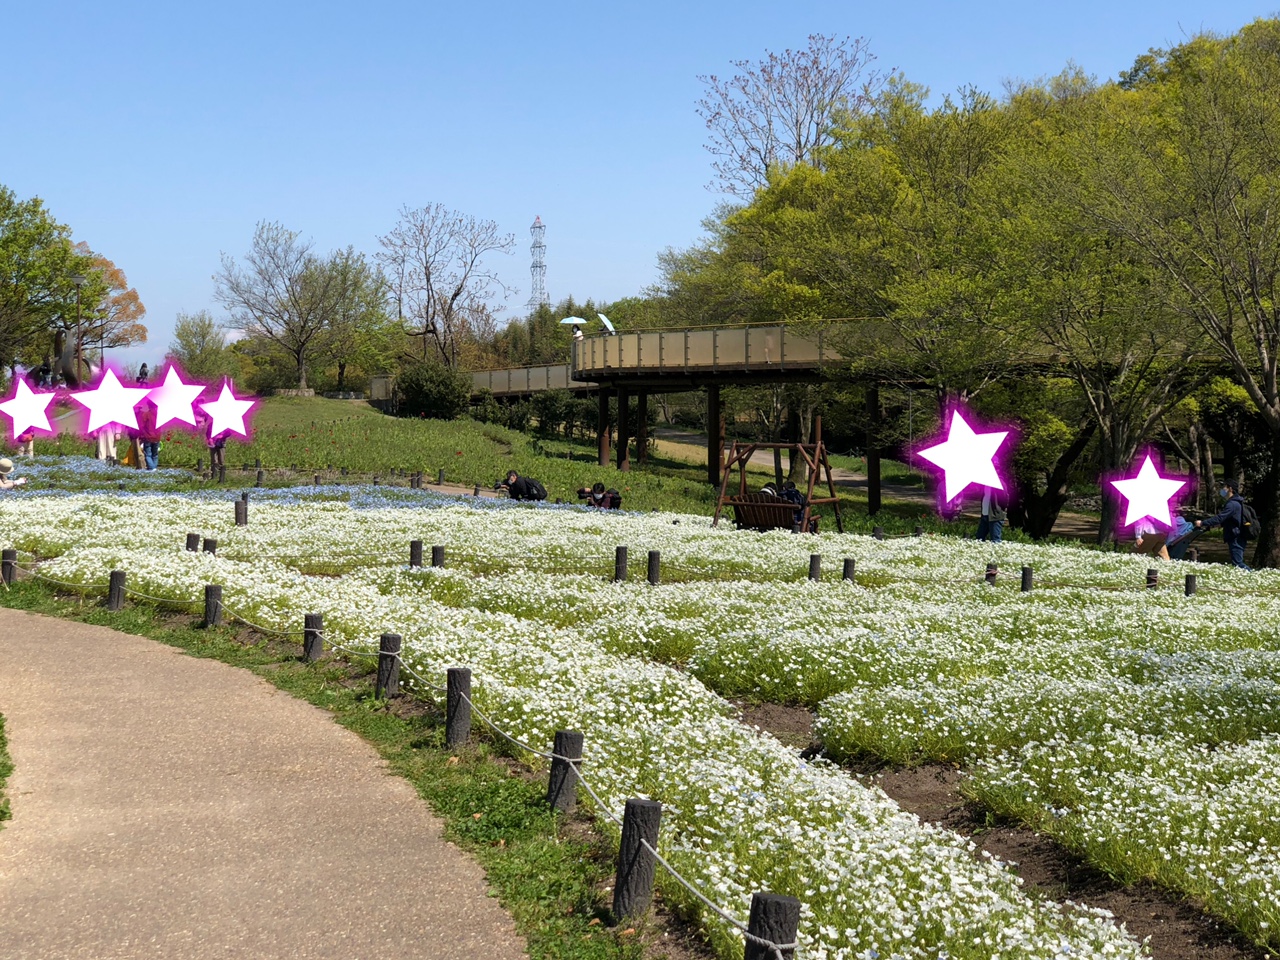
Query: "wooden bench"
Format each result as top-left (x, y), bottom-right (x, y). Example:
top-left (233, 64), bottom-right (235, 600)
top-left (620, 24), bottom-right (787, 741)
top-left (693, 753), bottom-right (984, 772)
top-left (728, 493), bottom-right (802, 532)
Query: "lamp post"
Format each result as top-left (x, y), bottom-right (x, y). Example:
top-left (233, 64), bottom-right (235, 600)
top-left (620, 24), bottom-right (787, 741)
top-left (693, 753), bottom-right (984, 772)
top-left (70, 274), bottom-right (86, 385)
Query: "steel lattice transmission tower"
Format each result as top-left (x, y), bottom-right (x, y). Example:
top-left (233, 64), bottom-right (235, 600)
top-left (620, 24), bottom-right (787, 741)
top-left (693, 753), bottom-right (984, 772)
top-left (526, 215), bottom-right (549, 312)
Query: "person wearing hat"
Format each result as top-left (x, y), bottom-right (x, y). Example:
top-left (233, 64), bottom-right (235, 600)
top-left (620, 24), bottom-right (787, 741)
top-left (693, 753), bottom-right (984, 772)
top-left (0, 458), bottom-right (28, 490)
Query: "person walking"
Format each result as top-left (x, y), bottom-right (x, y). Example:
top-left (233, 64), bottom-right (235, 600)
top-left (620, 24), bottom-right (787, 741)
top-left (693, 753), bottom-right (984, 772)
top-left (976, 487), bottom-right (1007, 542)
top-left (137, 399), bottom-right (162, 470)
top-left (1196, 480), bottom-right (1251, 569)
top-left (14, 429), bottom-right (35, 458)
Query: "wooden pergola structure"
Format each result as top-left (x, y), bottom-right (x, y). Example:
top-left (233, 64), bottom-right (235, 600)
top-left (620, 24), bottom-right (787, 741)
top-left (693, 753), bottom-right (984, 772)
top-left (712, 418), bottom-right (844, 533)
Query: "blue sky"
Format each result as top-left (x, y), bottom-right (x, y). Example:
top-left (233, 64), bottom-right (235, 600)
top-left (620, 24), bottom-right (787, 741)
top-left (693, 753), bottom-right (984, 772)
top-left (2, 0), bottom-right (1272, 368)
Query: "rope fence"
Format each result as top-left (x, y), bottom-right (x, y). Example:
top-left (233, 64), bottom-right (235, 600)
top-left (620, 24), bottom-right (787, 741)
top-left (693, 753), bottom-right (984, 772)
top-left (0, 552), bottom-right (801, 960)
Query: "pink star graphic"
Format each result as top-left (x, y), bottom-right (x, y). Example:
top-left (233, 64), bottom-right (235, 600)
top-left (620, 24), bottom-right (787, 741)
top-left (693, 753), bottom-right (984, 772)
top-left (147, 366), bottom-right (206, 429)
top-left (0, 377), bottom-right (58, 439)
top-left (199, 382), bottom-right (256, 439)
top-left (70, 369), bottom-right (152, 433)
top-left (916, 410), bottom-right (1010, 504)
top-left (1110, 454), bottom-right (1187, 528)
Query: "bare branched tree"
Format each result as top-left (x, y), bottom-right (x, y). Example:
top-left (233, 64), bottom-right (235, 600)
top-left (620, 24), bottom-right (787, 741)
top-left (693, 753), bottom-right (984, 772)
top-left (696, 33), bottom-right (884, 196)
top-left (376, 204), bottom-right (514, 368)
top-left (214, 221), bottom-right (338, 389)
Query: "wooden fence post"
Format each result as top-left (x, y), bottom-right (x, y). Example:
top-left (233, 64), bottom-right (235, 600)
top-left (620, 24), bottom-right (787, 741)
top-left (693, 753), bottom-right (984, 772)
top-left (107, 570), bottom-right (126, 611)
top-left (2, 549), bottom-right (16, 585)
top-left (842, 558), bottom-right (855, 581)
top-left (808, 554), bottom-right (821, 581)
top-left (376, 633), bottom-right (401, 698)
top-left (314, 473), bottom-right (321, 486)
top-left (547, 730), bottom-right (584, 813)
top-left (303, 613), bottom-right (323, 661)
top-left (202, 537), bottom-right (217, 556)
top-left (473, 484), bottom-right (481, 496)
top-left (437, 468), bottom-right (445, 485)
top-left (255, 469), bottom-right (264, 487)
top-left (410, 540), bottom-right (423, 568)
top-left (873, 526), bottom-right (884, 540)
top-left (431, 545), bottom-right (446, 568)
top-left (185, 533), bottom-right (200, 551)
top-left (1021, 566), bottom-right (1033, 592)
top-left (203, 584), bottom-right (223, 627)
top-left (743, 892), bottom-right (801, 960)
top-left (1189, 547), bottom-right (1199, 562)
top-left (914, 525), bottom-right (923, 537)
top-left (1185, 573), bottom-right (1197, 597)
top-left (614, 546), bottom-right (628, 582)
top-left (985, 563), bottom-right (998, 585)
top-left (647, 550), bottom-right (661, 585)
top-left (1146, 568), bottom-right (1158, 590)
top-left (234, 499), bottom-right (248, 526)
top-left (446, 667), bottom-right (472, 748)
top-left (613, 799), bottom-right (662, 922)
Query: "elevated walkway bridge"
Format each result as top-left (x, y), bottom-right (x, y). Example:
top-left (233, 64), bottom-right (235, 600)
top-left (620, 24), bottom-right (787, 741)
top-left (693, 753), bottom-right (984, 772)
top-left (469, 324), bottom-right (842, 483)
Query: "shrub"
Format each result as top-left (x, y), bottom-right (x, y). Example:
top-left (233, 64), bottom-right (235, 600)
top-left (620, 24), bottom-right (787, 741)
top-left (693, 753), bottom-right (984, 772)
top-left (396, 361), bottom-right (470, 420)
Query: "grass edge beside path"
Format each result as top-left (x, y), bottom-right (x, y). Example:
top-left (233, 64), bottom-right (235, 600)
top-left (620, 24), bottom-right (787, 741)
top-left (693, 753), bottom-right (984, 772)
top-left (0, 712), bottom-right (11, 825)
top-left (0, 582), bottom-right (710, 960)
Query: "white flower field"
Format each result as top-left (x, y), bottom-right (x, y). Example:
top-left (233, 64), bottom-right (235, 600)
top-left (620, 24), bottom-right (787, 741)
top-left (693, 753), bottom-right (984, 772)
top-left (4, 490), bottom-right (1279, 959)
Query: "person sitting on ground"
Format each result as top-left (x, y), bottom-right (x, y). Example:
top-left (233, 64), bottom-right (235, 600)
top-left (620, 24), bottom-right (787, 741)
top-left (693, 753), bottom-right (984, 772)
top-left (0, 458), bottom-right (28, 490)
top-left (577, 481), bottom-right (622, 509)
top-left (1196, 479), bottom-right (1252, 570)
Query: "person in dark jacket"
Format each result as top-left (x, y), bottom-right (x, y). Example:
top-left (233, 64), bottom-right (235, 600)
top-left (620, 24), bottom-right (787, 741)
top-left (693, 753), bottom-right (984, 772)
top-left (1196, 480), bottom-right (1251, 569)
top-left (501, 470), bottom-right (539, 501)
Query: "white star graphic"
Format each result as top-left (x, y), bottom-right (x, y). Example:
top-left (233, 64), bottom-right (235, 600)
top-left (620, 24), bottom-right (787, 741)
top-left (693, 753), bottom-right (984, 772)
top-left (70, 369), bottom-right (152, 433)
top-left (916, 410), bottom-right (1009, 504)
top-left (1110, 454), bottom-right (1187, 528)
top-left (147, 366), bottom-right (206, 429)
top-left (199, 382), bottom-right (256, 439)
top-left (0, 378), bottom-right (58, 439)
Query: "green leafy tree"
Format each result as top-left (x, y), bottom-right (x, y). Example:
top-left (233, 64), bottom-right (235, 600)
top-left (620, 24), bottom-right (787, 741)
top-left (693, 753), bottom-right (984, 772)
top-left (166, 310), bottom-right (237, 382)
top-left (1059, 21), bottom-right (1280, 563)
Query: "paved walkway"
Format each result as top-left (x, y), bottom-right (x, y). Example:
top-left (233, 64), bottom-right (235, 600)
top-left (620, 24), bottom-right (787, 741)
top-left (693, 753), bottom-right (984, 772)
top-left (0, 609), bottom-right (526, 960)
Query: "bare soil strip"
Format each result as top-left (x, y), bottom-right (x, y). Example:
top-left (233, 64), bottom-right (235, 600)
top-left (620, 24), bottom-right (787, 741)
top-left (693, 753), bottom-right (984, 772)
top-left (736, 702), bottom-right (1267, 960)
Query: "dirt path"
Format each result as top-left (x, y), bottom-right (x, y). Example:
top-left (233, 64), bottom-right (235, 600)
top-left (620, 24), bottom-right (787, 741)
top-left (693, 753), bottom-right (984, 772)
top-left (0, 608), bottom-right (526, 960)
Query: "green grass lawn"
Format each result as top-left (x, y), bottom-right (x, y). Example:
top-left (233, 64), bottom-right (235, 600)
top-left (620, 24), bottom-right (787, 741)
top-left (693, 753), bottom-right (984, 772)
top-left (21, 395), bottom-right (987, 535)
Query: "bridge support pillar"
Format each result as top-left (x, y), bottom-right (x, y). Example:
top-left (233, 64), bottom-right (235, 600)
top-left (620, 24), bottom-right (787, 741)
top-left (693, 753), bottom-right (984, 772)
top-left (707, 384), bottom-right (724, 486)
top-left (597, 389), bottom-right (612, 467)
top-left (617, 387), bottom-right (631, 472)
top-left (636, 392), bottom-right (649, 465)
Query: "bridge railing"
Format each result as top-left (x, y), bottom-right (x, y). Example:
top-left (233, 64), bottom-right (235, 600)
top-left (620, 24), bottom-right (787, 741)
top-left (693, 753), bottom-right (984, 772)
top-left (471, 363), bottom-right (594, 397)
top-left (572, 324), bottom-right (836, 379)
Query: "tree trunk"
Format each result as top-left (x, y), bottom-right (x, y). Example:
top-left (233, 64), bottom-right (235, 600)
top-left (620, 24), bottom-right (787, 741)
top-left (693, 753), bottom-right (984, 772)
top-left (296, 355), bottom-right (308, 390)
top-left (866, 386), bottom-right (882, 516)
top-left (1253, 430), bottom-right (1280, 568)
top-left (1197, 428), bottom-right (1215, 512)
top-left (1019, 421), bottom-right (1096, 539)
top-left (336, 362), bottom-right (346, 392)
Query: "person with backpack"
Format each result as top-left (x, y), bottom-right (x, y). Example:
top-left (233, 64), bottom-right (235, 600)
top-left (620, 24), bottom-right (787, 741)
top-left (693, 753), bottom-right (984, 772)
top-left (1196, 480), bottom-right (1255, 569)
top-left (500, 470), bottom-right (547, 502)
